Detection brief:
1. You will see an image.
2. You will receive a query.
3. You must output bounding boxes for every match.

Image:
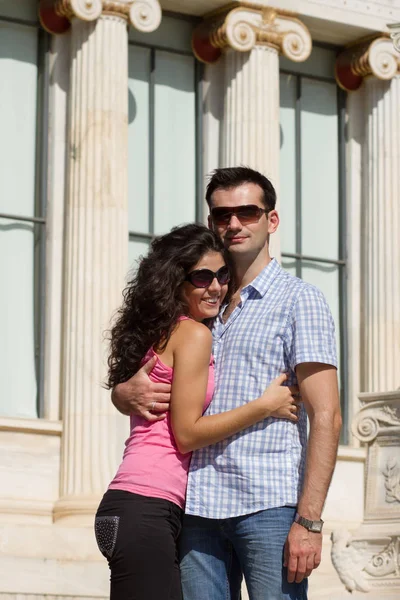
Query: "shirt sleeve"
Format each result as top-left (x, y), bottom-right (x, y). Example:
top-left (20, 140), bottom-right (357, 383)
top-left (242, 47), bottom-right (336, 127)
top-left (285, 284), bottom-right (338, 371)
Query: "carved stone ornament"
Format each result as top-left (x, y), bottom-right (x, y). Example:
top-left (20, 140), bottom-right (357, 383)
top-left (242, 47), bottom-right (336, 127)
top-left (335, 35), bottom-right (400, 92)
top-left (352, 392), bottom-right (400, 443)
top-left (383, 457), bottom-right (400, 504)
top-left (129, 0), bottom-right (161, 32)
top-left (332, 390), bottom-right (400, 595)
top-left (56, 0), bottom-right (103, 21)
top-left (364, 537), bottom-right (400, 579)
top-left (331, 529), bottom-right (400, 593)
top-left (39, 0), bottom-right (161, 34)
top-left (192, 3), bottom-right (311, 64)
top-left (388, 22), bottom-right (400, 53)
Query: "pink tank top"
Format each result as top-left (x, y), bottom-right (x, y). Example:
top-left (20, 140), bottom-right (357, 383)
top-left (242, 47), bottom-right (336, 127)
top-left (109, 319), bottom-right (214, 509)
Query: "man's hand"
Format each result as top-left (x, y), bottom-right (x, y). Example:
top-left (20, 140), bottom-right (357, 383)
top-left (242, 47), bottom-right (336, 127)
top-left (111, 356), bottom-right (171, 421)
top-left (284, 522), bottom-right (322, 583)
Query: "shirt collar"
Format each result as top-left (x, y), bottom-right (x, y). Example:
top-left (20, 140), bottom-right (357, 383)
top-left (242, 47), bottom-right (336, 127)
top-left (216, 259), bottom-right (281, 325)
top-left (242, 258), bottom-right (281, 298)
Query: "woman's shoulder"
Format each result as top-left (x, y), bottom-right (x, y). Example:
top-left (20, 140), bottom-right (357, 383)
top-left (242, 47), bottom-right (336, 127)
top-left (159, 318), bottom-right (212, 364)
top-left (172, 319), bottom-right (213, 366)
top-left (176, 319), bottom-right (212, 339)
top-left (175, 318), bottom-right (212, 343)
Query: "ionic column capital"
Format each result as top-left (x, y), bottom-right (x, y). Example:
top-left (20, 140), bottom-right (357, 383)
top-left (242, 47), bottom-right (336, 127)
top-left (192, 2), bottom-right (311, 64)
top-left (39, 0), bottom-right (161, 34)
top-left (335, 35), bottom-right (400, 92)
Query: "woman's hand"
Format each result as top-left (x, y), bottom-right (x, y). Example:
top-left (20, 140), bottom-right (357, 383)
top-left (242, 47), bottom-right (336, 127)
top-left (259, 373), bottom-right (300, 422)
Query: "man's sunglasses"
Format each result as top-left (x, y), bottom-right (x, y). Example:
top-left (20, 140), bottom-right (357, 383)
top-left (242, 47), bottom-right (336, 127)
top-left (185, 265), bottom-right (230, 288)
top-left (210, 204), bottom-right (269, 226)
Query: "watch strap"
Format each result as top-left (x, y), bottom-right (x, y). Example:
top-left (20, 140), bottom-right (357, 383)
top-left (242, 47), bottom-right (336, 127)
top-left (294, 512), bottom-right (324, 532)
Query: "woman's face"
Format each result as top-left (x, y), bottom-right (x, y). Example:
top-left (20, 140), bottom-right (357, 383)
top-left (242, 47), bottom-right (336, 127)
top-left (180, 251), bottom-right (229, 322)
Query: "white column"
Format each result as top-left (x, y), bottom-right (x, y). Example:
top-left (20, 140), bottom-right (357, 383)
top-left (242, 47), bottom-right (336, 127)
top-left (222, 45), bottom-right (281, 257)
top-left (361, 74), bottom-right (400, 393)
top-left (222, 45), bottom-right (280, 185)
top-left (53, 13), bottom-right (129, 522)
top-left (44, 33), bottom-right (70, 421)
top-left (346, 89), bottom-right (364, 437)
top-left (196, 7), bottom-right (311, 260)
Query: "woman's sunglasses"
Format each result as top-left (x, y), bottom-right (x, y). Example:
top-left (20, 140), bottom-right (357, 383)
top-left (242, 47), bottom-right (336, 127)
top-left (210, 204), bottom-right (268, 226)
top-left (185, 265), bottom-right (230, 288)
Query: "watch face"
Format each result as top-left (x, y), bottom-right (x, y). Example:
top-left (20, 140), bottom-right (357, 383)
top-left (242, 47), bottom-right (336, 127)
top-left (310, 522), bottom-right (322, 533)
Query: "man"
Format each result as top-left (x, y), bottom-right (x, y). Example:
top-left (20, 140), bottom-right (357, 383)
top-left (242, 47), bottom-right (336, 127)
top-left (112, 167), bottom-right (342, 599)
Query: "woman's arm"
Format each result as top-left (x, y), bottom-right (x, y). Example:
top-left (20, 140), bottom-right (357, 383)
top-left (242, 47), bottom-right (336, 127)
top-left (170, 320), bottom-right (297, 454)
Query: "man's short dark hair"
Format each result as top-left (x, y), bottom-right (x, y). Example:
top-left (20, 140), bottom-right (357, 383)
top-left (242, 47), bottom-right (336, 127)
top-left (205, 166), bottom-right (276, 211)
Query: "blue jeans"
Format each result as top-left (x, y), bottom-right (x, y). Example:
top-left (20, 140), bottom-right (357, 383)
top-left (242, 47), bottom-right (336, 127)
top-left (179, 506), bottom-right (308, 600)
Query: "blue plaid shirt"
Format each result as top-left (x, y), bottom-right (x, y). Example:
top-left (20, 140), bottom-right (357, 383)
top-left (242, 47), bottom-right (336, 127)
top-left (185, 259), bottom-right (337, 519)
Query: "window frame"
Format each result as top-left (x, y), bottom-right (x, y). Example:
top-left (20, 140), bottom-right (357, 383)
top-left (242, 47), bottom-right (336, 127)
top-left (0, 16), bottom-right (49, 418)
top-left (280, 60), bottom-right (349, 443)
top-left (127, 37), bottom-right (203, 248)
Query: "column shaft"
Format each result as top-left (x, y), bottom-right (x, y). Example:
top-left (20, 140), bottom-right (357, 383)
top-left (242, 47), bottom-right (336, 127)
top-left (362, 76), bottom-right (400, 392)
top-left (54, 14), bottom-right (129, 521)
top-left (221, 45), bottom-right (281, 257)
top-left (222, 45), bottom-right (280, 184)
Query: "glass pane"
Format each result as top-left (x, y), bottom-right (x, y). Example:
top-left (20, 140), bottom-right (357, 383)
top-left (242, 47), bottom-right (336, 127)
top-left (281, 259), bottom-right (297, 279)
top-left (300, 261), bottom-right (341, 375)
top-left (128, 14), bottom-right (194, 53)
top-left (280, 46), bottom-right (336, 79)
top-left (0, 1), bottom-right (38, 21)
top-left (128, 45), bottom-right (151, 234)
top-left (153, 51), bottom-right (196, 235)
top-left (0, 218), bottom-right (38, 417)
top-left (128, 238), bottom-right (151, 275)
top-left (300, 78), bottom-right (339, 260)
top-left (279, 73), bottom-right (297, 254)
top-left (0, 22), bottom-right (38, 217)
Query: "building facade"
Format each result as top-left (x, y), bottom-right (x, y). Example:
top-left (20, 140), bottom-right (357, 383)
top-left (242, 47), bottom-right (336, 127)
top-left (0, 1), bottom-right (399, 598)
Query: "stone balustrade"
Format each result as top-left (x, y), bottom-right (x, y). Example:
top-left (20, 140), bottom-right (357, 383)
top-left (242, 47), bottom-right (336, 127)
top-left (331, 390), bottom-right (400, 598)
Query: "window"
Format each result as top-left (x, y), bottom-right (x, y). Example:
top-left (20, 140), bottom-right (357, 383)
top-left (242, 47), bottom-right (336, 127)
top-left (127, 14), bottom-right (202, 266)
top-left (279, 46), bottom-right (348, 441)
top-left (0, 11), bottom-right (48, 418)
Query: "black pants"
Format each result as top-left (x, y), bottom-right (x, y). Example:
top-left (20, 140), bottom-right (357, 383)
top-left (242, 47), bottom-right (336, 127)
top-left (95, 489), bottom-right (183, 600)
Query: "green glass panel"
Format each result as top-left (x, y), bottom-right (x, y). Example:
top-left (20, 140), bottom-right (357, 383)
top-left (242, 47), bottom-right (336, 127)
top-left (0, 218), bottom-right (38, 417)
top-left (153, 51), bottom-right (196, 235)
top-left (0, 22), bottom-right (38, 217)
top-left (128, 45), bottom-right (151, 234)
top-left (301, 78), bottom-right (339, 260)
top-left (279, 73), bottom-right (297, 255)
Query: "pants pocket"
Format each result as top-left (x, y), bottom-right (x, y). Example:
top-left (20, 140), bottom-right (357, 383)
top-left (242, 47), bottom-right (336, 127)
top-left (94, 515), bottom-right (120, 559)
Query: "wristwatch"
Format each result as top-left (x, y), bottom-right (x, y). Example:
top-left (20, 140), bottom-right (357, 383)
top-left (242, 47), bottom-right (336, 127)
top-left (294, 512), bottom-right (324, 533)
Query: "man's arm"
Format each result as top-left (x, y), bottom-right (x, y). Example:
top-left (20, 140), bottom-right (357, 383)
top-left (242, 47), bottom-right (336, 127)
top-left (111, 356), bottom-right (172, 421)
top-left (284, 363), bottom-right (342, 584)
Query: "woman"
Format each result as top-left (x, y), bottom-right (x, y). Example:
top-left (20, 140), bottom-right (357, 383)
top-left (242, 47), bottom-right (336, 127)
top-left (95, 223), bottom-right (298, 600)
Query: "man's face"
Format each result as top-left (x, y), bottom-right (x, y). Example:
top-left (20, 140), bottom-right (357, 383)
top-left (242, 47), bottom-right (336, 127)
top-left (208, 183), bottom-right (279, 258)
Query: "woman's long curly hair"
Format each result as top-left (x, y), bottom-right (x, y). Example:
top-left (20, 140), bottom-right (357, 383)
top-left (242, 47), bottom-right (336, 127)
top-left (107, 223), bottom-right (233, 389)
